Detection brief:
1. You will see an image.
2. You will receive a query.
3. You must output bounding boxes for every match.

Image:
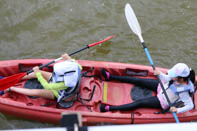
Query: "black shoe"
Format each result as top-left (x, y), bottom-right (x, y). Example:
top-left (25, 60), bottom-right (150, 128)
top-left (101, 68), bottom-right (110, 81)
top-left (100, 104), bottom-right (106, 112)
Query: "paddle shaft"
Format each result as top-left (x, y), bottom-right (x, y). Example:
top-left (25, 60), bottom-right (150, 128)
top-left (141, 42), bottom-right (171, 104)
top-left (125, 3), bottom-right (179, 123)
top-left (27, 45), bottom-right (89, 74)
top-left (26, 35), bottom-right (114, 75)
top-left (0, 36), bottom-right (114, 91)
top-left (141, 42), bottom-right (180, 123)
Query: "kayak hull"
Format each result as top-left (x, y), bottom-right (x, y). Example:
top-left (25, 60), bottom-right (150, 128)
top-left (0, 59), bottom-right (197, 125)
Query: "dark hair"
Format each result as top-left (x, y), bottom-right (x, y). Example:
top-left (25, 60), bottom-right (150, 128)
top-left (176, 69), bottom-right (196, 99)
top-left (177, 69), bottom-right (195, 84)
top-left (189, 69), bottom-right (196, 84)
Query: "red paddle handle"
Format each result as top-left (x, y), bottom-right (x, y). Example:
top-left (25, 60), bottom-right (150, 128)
top-left (88, 35), bottom-right (115, 48)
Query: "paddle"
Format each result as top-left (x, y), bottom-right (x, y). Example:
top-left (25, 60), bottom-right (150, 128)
top-left (0, 35), bottom-right (115, 91)
top-left (125, 3), bottom-right (179, 123)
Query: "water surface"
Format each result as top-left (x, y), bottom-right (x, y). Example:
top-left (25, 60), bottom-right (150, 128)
top-left (0, 0), bottom-right (196, 129)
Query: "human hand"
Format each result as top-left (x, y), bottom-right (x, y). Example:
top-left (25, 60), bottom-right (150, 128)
top-left (153, 69), bottom-right (161, 76)
top-left (33, 66), bottom-right (40, 73)
top-left (61, 53), bottom-right (72, 60)
top-left (170, 106), bottom-right (177, 113)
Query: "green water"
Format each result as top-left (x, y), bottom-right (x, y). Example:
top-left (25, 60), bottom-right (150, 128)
top-left (0, 0), bottom-right (197, 129)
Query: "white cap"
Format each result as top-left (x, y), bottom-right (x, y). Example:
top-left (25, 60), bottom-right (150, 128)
top-left (168, 63), bottom-right (190, 78)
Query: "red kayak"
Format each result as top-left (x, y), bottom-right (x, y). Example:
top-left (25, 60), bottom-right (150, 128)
top-left (0, 59), bottom-right (196, 125)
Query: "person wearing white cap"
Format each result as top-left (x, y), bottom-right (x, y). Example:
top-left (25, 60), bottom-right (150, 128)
top-left (3, 53), bottom-right (82, 104)
top-left (100, 63), bottom-right (196, 113)
top-left (168, 63), bottom-right (191, 78)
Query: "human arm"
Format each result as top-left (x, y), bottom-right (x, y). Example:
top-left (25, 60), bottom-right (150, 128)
top-left (61, 53), bottom-right (82, 70)
top-left (170, 92), bottom-right (194, 113)
top-left (170, 106), bottom-right (178, 112)
top-left (35, 72), bottom-right (68, 90)
top-left (154, 69), bottom-right (171, 83)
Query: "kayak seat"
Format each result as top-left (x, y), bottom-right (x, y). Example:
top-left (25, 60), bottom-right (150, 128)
top-left (57, 75), bottom-right (82, 108)
top-left (24, 78), bottom-right (44, 99)
top-left (131, 85), bottom-right (152, 101)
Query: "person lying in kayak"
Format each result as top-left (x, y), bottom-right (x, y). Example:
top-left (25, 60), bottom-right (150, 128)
top-left (3, 53), bottom-right (82, 103)
top-left (100, 63), bottom-right (196, 113)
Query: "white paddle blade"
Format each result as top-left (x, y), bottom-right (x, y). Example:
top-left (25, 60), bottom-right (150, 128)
top-left (125, 3), bottom-right (144, 43)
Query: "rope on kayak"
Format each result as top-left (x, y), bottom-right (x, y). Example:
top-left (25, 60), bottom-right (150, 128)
top-left (77, 85), bottom-right (97, 112)
top-left (131, 112), bottom-right (134, 124)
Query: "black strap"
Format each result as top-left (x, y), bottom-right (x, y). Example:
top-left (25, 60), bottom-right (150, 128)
top-left (64, 70), bottom-right (76, 74)
top-left (82, 67), bottom-right (103, 81)
top-left (131, 112), bottom-right (134, 124)
top-left (78, 85), bottom-right (96, 102)
top-left (76, 85), bottom-right (96, 112)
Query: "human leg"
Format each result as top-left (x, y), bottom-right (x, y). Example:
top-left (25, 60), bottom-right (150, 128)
top-left (100, 96), bottom-right (161, 112)
top-left (101, 68), bottom-right (159, 91)
top-left (111, 75), bottom-right (159, 91)
top-left (8, 87), bottom-right (55, 100)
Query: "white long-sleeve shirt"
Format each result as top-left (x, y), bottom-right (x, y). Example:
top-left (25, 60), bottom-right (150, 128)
top-left (176, 91), bottom-right (194, 113)
top-left (157, 72), bottom-right (194, 113)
